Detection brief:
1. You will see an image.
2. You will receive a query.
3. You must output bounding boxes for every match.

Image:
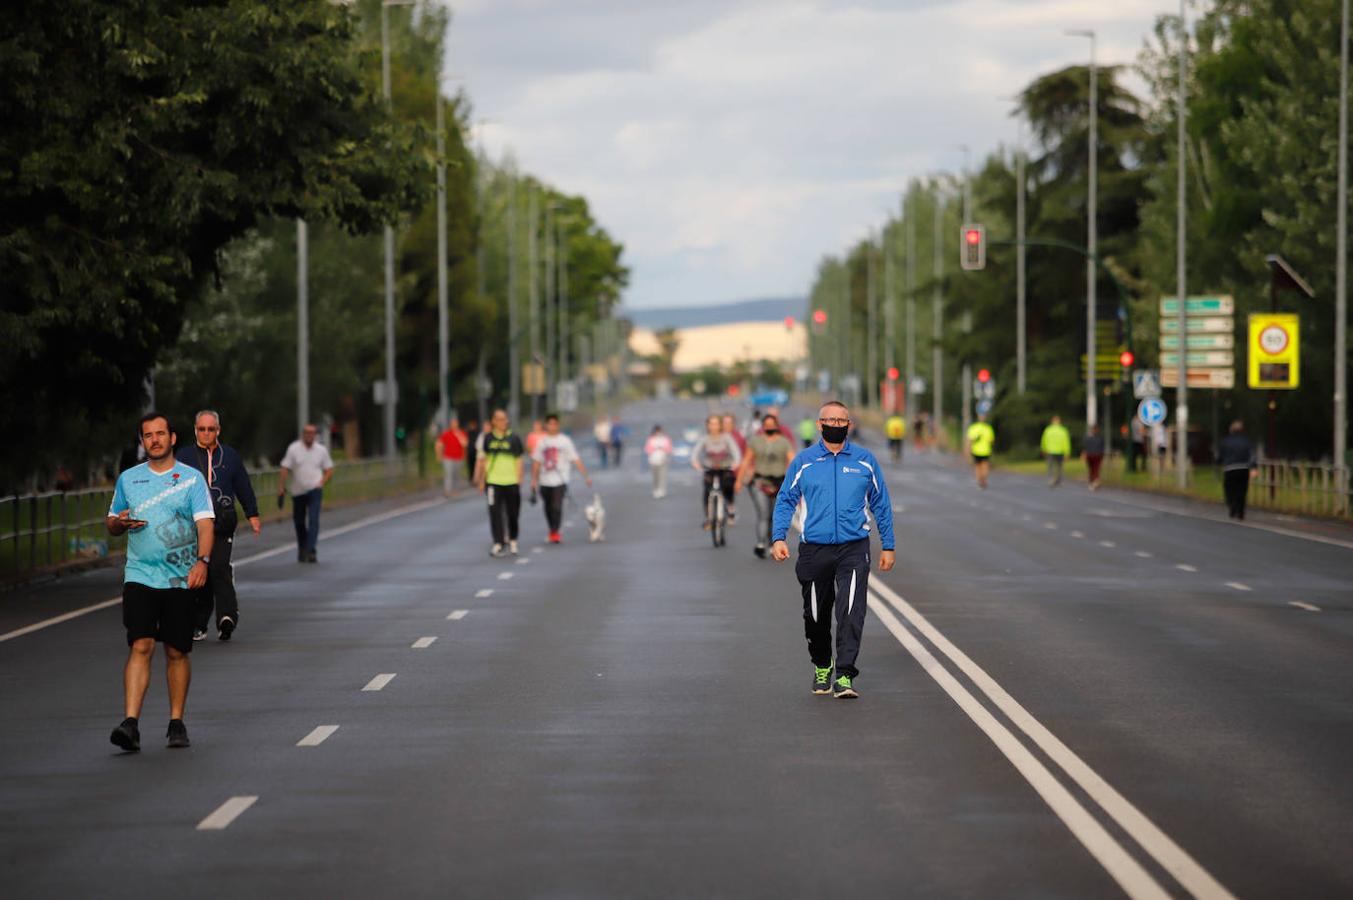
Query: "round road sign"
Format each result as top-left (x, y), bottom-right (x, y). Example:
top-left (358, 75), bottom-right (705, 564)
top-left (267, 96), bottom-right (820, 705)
top-left (1258, 323), bottom-right (1290, 355)
top-left (1137, 397), bottom-right (1167, 426)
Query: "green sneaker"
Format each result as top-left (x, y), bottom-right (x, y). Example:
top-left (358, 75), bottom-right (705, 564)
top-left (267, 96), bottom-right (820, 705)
top-left (812, 667), bottom-right (833, 695)
top-left (833, 675), bottom-right (858, 699)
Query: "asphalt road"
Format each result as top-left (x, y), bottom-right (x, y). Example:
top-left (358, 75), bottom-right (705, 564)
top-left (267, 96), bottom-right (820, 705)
top-left (2, 398), bottom-right (1351, 899)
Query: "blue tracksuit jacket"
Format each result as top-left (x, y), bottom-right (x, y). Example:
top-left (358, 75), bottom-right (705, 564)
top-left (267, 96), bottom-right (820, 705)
top-left (771, 439), bottom-right (895, 549)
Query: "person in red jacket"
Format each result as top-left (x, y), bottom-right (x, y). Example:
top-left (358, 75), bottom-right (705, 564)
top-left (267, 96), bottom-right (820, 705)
top-left (437, 418), bottom-right (468, 496)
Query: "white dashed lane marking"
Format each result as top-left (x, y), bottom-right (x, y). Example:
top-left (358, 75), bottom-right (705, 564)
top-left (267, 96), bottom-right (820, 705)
top-left (1070, 530), bottom-right (1085, 539)
top-left (447, 610), bottom-right (468, 620)
top-left (497, 572), bottom-right (514, 581)
top-left (1134, 551), bottom-right (1153, 558)
top-left (1099, 541), bottom-right (1116, 548)
top-left (1225, 582), bottom-right (1252, 592)
top-left (1289, 601), bottom-right (1321, 612)
top-left (1176, 564), bottom-right (1198, 573)
top-left (362, 673), bottom-right (396, 692)
top-left (197, 796), bottom-right (258, 831)
top-left (297, 725), bottom-right (339, 747)
top-left (412, 636), bottom-right (438, 649)
top-left (1044, 523), bottom-right (1058, 530)
top-left (475, 589), bottom-right (494, 598)
top-left (532, 547), bottom-right (544, 555)
top-left (515, 558), bottom-right (530, 566)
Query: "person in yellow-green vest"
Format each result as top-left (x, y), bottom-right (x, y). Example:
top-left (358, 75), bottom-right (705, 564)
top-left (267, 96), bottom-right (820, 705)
top-left (885, 413), bottom-right (906, 463)
top-left (965, 413), bottom-right (995, 489)
top-left (1039, 415), bottom-right (1072, 488)
top-left (473, 409), bottom-right (525, 558)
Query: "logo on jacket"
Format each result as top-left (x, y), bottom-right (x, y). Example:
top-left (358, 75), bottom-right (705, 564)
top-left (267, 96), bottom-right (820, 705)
top-left (842, 466), bottom-right (861, 473)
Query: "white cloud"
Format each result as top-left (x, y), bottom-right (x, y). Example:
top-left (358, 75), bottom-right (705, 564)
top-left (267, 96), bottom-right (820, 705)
top-left (444, 0), bottom-right (1183, 309)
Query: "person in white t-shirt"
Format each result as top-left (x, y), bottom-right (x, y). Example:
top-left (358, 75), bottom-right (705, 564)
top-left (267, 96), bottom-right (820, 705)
top-left (531, 414), bottom-right (592, 544)
top-left (277, 423), bottom-right (334, 563)
top-left (593, 416), bottom-right (613, 469)
top-left (643, 425), bottom-right (673, 499)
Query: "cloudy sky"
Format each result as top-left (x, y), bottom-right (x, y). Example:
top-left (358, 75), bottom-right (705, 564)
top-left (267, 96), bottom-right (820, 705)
top-left (444, 0), bottom-right (1181, 310)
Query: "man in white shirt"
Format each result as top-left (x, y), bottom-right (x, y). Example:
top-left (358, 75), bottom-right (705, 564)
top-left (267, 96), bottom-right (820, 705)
top-left (643, 425), bottom-right (673, 498)
top-left (277, 423), bottom-right (334, 563)
top-left (531, 414), bottom-right (592, 544)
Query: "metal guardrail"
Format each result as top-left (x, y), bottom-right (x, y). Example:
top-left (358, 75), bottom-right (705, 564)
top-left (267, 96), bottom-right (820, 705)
top-left (1251, 459), bottom-right (1351, 518)
top-left (1, 456), bottom-right (432, 577)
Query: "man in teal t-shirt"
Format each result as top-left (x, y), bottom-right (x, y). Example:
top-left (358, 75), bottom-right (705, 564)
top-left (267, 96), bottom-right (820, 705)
top-left (106, 413), bottom-right (214, 753)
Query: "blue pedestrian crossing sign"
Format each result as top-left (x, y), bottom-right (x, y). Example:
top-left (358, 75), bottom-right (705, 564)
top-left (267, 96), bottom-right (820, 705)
top-left (1137, 397), bottom-right (1167, 426)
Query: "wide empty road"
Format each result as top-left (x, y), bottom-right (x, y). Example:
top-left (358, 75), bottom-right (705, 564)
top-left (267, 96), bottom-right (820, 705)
top-left (2, 399), bottom-right (1351, 898)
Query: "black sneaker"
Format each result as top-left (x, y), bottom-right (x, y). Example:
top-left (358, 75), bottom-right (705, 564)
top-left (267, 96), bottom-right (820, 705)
top-left (192, 629), bottom-right (207, 642)
top-left (110, 717), bottom-right (140, 752)
top-left (833, 675), bottom-right (859, 699)
top-left (306, 550), bottom-right (318, 563)
top-left (218, 616), bottom-right (235, 641)
top-left (166, 719), bottom-right (191, 749)
top-left (812, 667), bottom-right (833, 695)
top-left (754, 543), bottom-right (767, 559)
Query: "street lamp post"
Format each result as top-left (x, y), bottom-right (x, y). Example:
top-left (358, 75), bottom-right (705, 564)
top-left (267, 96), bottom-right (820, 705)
top-left (1337, 0), bottom-right (1349, 504)
top-left (933, 192), bottom-right (945, 431)
top-left (1068, 29), bottom-right (1098, 430)
top-left (867, 230), bottom-right (878, 408)
top-left (905, 194), bottom-right (917, 424)
top-left (380, 0), bottom-right (415, 459)
top-left (436, 95), bottom-right (449, 431)
top-left (1175, 9), bottom-right (1189, 486)
top-left (297, 219), bottom-right (309, 433)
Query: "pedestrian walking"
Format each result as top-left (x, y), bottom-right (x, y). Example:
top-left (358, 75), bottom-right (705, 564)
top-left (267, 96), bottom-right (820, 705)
top-left (609, 416), bottom-right (627, 467)
top-left (885, 413), bottom-right (906, 463)
top-left (475, 408), bottom-right (525, 557)
top-left (1218, 420), bottom-right (1258, 520)
top-left (525, 419), bottom-right (546, 456)
top-left (736, 413), bottom-right (793, 558)
top-left (644, 425), bottom-right (673, 498)
top-left (1040, 415), bottom-right (1072, 488)
top-left (1130, 417), bottom-right (1147, 473)
top-left (1151, 421), bottom-right (1169, 476)
top-left (178, 410), bottom-right (259, 642)
top-left (796, 416), bottom-right (816, 449)
top-left (965, 413), bottom-right (995, 489)
top-left (530, 413), bottom-right (592, 544)
top-left (277, 423), bottom-right (334, 563)
top-left (594, 416), bottom-right (612, 469)
top-left (437, 418), bottom-right (468, 496)
top-left (106, 412), bottom-right (215, 752)
top-left (1083, 424), bottom-right (1106, 490)
top-left (463, 418), bottom-right (482, 482)
top-left (771, 401), bottom-right (895, 700)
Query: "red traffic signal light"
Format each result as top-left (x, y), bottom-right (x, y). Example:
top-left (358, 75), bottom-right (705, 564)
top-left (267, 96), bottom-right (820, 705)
top-left (812, 309), bottom-right (827, 325)
top-left (727, 384), bottom-right (740, 396)
top-left (784, 316), bottom-right (796, 329)
top-left (1119, 350), bottom-right (1135, 368)
top-left (977, 368), bottom-right (991, 383)
top-left (960, 224), bottom-right (986, 271)
top-left (887, 367), bottom-right (900, 381)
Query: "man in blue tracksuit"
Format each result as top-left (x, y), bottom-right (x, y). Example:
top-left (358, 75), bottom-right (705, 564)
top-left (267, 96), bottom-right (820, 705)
top-left (771, 400), bottom-right (895, 699)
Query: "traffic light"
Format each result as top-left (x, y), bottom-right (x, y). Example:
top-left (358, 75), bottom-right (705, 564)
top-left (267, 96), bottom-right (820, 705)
top-left (960, 224), bottom-right (986, 271)
top-left (811, 308), bottom-right (827, 335)
top-left (784, 316), bottom-right (796, 330)
top-left (1119, 350), bottom-right (1135, 368)
top-left (976, 368), bottom-right (991, 383)
top-left (887, 367), bottom-right (900, 381)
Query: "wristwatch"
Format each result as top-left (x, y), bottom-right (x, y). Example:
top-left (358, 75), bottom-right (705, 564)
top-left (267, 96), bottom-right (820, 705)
top-left (196, 555), bottom-right (211, 564)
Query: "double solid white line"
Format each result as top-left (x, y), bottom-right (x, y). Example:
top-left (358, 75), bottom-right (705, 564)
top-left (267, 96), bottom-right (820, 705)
top-left (868, 579), bottom-right (1234, 900)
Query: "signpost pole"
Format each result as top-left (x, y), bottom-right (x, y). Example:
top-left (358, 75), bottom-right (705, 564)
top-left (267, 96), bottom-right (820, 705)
top-left (1175, 0), bottom-right (1189, 488)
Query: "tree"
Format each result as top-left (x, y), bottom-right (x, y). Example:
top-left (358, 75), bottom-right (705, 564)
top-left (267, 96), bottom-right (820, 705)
top-left (0, 0), bottom-right (426, 488)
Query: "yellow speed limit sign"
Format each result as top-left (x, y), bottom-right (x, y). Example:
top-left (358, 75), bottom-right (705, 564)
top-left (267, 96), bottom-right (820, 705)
top-left (1247, 313), bottom-right (1300, 389)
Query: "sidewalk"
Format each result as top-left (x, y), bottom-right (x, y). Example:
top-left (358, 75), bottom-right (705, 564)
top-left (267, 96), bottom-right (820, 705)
top-left (0, 487), bottom-right (465, 639)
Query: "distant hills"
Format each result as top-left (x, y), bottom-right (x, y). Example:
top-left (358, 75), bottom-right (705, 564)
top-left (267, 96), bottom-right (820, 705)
top-left (622, 296), bottom-right (804, 330)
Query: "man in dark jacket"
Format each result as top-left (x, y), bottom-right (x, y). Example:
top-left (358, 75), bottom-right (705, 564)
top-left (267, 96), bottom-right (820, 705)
top-left (1217, 419), bottom-right (1258, 520)
top-left (178, 410), bottom-right (260, 640)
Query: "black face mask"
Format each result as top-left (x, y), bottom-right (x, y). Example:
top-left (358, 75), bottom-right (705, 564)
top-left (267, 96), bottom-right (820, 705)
top-left (821, 423), bottom-right (849, 443)
top-left (763, 427), bottom-right (778, 436)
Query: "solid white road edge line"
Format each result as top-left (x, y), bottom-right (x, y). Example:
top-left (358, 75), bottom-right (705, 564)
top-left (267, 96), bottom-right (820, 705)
top-left (869, 579), bottom-right (1235, 900)
top-left (411, 636), bottom-right (437, 648)
top-left (447, 610), bottom-right (468, 620)
top-left (297, 725), bottom-right (339, 747)
top-left (362, 673), bottom-right (396, 692)
top-left (866, 596), bottom-right (1170, 900)
top-left (197, 796), bottom-right (258, 831)
top-left (0, 496), bottom-right (448, 644)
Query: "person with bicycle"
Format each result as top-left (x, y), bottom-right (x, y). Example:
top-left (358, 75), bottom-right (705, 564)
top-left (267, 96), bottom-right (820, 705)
top-left (771, 401), bottom-right (895, 700)
top-left (690, 413), bottom-right (741, 533)
top-left (736, 412), bottom-right (792, 558)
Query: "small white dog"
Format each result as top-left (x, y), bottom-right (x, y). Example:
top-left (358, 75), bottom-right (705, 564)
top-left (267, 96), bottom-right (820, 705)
top-left (583, 493), bottom-right (606, 542)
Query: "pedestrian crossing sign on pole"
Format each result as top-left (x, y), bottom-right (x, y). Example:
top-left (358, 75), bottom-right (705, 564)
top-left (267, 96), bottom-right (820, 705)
top-left (1132, 370), bottom-right (1161, 399)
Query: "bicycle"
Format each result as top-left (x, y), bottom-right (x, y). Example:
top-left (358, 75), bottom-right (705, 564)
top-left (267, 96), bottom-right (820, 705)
top-left (703, 469), bottom-right (733, 548)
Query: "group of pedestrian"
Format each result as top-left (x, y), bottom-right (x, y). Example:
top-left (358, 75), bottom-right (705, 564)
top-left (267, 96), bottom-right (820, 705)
top-left (593, 415), bottom-right (628, 469)
top-left (106, 410), bottom-right (332, 752)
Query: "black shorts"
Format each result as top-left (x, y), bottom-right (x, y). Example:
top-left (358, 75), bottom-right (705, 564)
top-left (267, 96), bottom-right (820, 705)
top-left (122, 582), bottom-right (195, 653)
top-left (972, 454), bottom-right (991, 465)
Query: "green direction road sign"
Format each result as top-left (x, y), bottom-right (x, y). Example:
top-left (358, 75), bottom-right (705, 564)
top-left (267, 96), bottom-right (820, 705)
top-left (1160, 333), bottom-right (1235, 350)
top-left (1161, 350), bottom-right (1235, 367)
top-left (1160, 316), bottom-right (1233, 333)
top-left (1160, 295), bottom-right (1235, 315)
